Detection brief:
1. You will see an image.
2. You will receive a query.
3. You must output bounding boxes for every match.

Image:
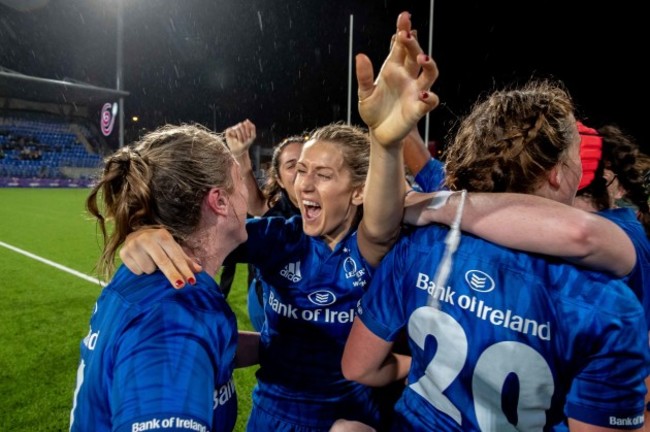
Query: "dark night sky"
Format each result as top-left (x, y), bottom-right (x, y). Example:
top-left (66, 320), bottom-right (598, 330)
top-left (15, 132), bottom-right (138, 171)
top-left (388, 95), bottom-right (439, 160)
top-left (0, 0), bottom-right (648, 154)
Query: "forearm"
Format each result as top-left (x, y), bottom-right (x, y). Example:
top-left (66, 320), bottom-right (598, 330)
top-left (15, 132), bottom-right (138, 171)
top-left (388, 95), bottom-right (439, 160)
top-left (351, 353), bottom-right (411, 387)
top-left (236, 152), bottom-right (268, 217)
top-left (403, 126), bottom-right (431, 176)
top-left (406, 192), bottom-right (636, 277)
top-left (234, 330), bottom-right (260, 368)
top-left (359, 135), bottom-right (406, 265)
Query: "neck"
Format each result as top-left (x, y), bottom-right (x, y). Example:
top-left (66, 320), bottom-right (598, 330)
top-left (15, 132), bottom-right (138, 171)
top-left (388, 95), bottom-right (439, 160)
top-left (322, 206), bottom-right (358, 250)
top-left (183, 231), bottom-right (232, 278)
top-left (572, 195), bottom-right (598, 213)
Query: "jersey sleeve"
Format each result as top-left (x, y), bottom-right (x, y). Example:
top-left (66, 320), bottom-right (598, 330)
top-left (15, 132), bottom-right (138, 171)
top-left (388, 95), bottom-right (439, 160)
top-left (414, 158), bottom-right (446, 192)
top-left (357, 235), bottom-right (410, 341)
top-left (564, 294), bottom-right (649, 428)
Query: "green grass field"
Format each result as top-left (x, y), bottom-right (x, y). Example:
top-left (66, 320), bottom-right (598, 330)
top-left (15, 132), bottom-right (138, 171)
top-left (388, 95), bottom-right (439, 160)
top-left (0, 188), bottom-right (258, 431)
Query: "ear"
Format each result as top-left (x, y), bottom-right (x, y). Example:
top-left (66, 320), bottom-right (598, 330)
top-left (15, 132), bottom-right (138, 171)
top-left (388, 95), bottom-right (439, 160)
top-left (351, 184), bottom-right (364, 206)
top-left (205, 188), bottom-right (229, 216)
top-left (276, 175), bottom-right (286, 191)
top-left (548, 164), bottom-right (562, 190)
top-left (613, 183), bottom-right (626, 200)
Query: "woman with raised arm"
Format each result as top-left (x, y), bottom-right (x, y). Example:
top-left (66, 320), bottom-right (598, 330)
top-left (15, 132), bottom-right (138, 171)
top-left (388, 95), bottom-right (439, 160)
top-left (118, 11), bottom-right (439, 432)
top-left (224, 120), bottom-right (305, 331)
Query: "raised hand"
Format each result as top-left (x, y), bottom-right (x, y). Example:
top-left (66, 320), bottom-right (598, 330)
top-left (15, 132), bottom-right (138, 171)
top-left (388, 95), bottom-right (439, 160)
top-left (356, 12), bottom-right (439, 147)
top-left (224, 119), bottom-right (257, 157)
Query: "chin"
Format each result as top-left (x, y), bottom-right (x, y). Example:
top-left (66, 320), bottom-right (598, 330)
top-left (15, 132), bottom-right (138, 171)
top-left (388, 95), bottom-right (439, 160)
top-left (301, 220), bottom-right (321, 238)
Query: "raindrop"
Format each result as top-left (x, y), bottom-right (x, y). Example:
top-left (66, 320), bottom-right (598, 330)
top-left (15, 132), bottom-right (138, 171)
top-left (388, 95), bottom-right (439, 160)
top-left (258, 58), bottom-right (263, 72)
top-left (79, 13), bottom-right (85, 25)
top-left (169, 18), bottom-right (177, 32)
top-left (271, 81), bottom-right (274, 91)
top-left (173, 64), bottom-right (180, 78)
top-left (257, 11), bottom-right (263, 33)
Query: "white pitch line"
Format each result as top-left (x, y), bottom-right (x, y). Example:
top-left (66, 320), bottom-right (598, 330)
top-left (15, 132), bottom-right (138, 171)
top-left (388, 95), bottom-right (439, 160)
top-left (0, 240), bottom-right (106, 287)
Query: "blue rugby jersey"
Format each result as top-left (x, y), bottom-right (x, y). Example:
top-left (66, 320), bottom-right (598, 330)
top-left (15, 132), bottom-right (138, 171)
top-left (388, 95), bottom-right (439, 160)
top-left (357, 225), bottom-right (649, 431)
top-left (599, 208), bottom-right (650, 328)
top-left (247, 192), bottom-right (301, 332)
top-left (69, 267), bottom-right (238, 432)
top-left (551, 208), bottom-right (650, 432)
top-left (414, 158), bottom-right (446, 192)
top-left (242, 215), bottom-right (381, 430)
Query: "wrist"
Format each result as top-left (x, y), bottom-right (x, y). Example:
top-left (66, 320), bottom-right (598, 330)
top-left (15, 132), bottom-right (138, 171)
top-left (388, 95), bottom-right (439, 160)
top-left (369, 129), bottom-right (405, 150)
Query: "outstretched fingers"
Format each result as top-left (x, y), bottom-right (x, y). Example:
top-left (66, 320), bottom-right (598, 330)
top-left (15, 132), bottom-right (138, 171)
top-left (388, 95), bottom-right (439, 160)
top-left (403, 29), bottom-right (420, 78)
top-left (417, 89), bottom-right (440, 118)
top-left (389, 11), bottom-right (413, 66)
top-left (416, 53), bottom-right (439, 98)
top-left (385, 30), bottom-right (412, 66)
top-left (396, 11), bottom-right (412, 35)
top-left (356, 53), bottom-right (375, 102)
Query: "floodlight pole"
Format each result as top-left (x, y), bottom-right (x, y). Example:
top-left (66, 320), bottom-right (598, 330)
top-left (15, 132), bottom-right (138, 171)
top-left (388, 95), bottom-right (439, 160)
top-left (116, 0), bottom-right (125, 147)
top-left (424, 0), bottom-right (434, 147)
top-left (346, 14), bottom-right (353, 125)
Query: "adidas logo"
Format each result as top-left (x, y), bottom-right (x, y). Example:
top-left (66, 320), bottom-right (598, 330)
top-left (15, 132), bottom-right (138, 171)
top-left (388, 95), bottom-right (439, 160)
top-left (280, 261), bottom-right (302, 282)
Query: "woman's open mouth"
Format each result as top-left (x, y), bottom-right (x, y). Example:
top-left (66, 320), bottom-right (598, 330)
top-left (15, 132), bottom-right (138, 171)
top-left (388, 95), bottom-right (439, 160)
top-left (302, 200), bottom-right (322, 220)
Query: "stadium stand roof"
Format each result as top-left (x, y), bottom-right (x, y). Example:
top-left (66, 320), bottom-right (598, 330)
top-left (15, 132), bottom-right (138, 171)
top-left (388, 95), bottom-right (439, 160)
top-left (0, 67), bottom-right (129, 105)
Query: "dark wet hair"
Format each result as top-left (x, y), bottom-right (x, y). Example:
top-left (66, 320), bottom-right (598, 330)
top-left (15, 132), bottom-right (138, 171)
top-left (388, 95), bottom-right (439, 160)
top-left (263, 135), bottom-right (307, 208)
top-left (579, 124), bottom-right (650, 236)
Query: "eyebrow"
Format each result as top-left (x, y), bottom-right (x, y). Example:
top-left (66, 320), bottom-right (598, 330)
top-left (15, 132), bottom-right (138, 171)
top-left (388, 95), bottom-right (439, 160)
top-left (296, 161), bottom-right (335, 172)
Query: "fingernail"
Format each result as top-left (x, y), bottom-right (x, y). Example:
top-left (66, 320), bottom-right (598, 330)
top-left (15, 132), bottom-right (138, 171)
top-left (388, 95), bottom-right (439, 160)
top-left (424, 55), bottom-right (430, 62)
top-left (421, 92), bottom-right (429, 99)
top-left (188, 277), bottom-right (196, 285)
top-left (175, 280), bottom-right (185, 288)
top-left (406, 32), bottom-right (411, 39)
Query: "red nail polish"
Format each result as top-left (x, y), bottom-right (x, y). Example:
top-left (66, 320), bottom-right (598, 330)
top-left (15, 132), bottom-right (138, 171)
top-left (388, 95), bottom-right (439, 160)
top-left (424, 55), bottom-right (430, 62)
top-left (188, 277), bottom-right (196, 285)
top-left (421, 92), bottom-right (429, 99)
top-left (175, 280), bottom-right (184, 288)
top-left (406, 32), bottom-right (411, 39)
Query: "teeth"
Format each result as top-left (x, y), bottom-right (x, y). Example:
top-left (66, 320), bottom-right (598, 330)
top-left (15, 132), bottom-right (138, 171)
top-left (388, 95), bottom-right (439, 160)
top-left (302, 200), bottom-right (320, 207)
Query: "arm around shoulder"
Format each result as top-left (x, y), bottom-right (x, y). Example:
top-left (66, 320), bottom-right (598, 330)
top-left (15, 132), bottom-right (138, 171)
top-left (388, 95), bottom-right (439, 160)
top-left (405, 192), bottom-right (636, 277)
